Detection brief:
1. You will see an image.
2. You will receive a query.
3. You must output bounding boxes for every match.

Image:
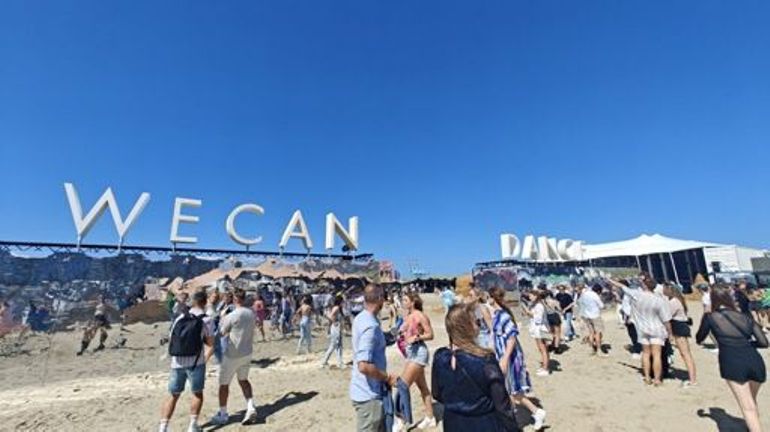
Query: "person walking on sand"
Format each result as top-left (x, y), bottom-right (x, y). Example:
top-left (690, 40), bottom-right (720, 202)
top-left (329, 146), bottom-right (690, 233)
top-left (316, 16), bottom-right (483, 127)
top-left (432, 304), bottom-right (520, 431)
top-left (555, 285), bottom-right (577, 342)
top-left (77, 295), bottom-right (111, 355)
top-left (609, 275), bottom-right (672, 386)
top-left (394, 293), bottom-right (437, 431)
top-left (350, 284), bottom-right (398, 432)
top-left (663, 283), bottom-right (697, 387)
top-left (320, 294), bottom-right (345, 369)
top-left (159, 290), bottom-right (213, 432)
top-left (295, 295), bottom-right (314, 355)
top-left (696, 284), bottom-right (768, 432)
top-left (210, 288), bottom-right (258, 426)
top-left (525, 290), bottom-right (552, 376)
top-left (577, 283), bottom-right (607, 357)
top-left (489, 287), bottom-right (547, 430)
top-left (252, 294), bottom-right (267, 342)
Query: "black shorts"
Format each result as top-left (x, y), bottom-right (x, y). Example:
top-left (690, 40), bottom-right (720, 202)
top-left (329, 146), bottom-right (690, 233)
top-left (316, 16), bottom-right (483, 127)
top-left (671, 320), bottom-right (691, 338)
top-left (94, 314), bottom-right (110, 329)
top-left (547, 313), bottom-right (562, 326)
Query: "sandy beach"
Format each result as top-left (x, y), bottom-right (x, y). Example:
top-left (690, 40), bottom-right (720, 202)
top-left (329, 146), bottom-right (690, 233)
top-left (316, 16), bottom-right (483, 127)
top-left (1, 294), bottom-right (768, 432)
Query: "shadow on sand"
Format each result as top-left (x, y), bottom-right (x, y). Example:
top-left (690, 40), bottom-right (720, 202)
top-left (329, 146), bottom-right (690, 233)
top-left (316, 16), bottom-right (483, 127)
top-left (250, 357), bottom-right (281, 368)
top-left (697, 407), bottom-right (747, 431)
top-left (204, 391), bottom-right (319, 430)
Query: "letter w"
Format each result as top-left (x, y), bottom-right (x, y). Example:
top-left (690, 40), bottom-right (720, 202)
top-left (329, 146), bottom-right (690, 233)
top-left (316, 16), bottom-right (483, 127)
top-left (64, 182), bottom-right (150, 245)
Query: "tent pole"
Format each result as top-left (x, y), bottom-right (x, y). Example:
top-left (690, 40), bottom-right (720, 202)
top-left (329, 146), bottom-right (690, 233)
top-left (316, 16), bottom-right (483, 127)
top-left (669, 252), bottom-right (680, 285)
top-left (635, 255), bottom-right (642, 271)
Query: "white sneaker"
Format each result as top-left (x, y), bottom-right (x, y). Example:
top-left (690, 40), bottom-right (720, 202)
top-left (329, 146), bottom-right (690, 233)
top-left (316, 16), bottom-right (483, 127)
top-left (187, 424), bottom-right (202, 432)
top-left (210, 411), bottom-right (228, 425)
top-left (243, 405), bottom-right (258, 424)
top-left (535, 368), bottom-right (550, 377)
top-left (709, 348), bottom-right (719, 354)
top-left (416, 416), bottom-right (437, 429)
top-left (631, 353), bottom-right (641, 360)
top-left (392, 417), bottom-right (405, 432)
top-left (532, 408), bottom-right (546, 430)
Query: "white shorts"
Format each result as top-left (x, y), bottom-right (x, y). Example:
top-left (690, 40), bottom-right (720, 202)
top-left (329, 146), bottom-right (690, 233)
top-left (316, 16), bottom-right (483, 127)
top-left (219, 355), bottom-right (251, 385)
top-left (639, 334), bottom-right (666, 346)
top-left (529, 324), bottom-right (551, 340)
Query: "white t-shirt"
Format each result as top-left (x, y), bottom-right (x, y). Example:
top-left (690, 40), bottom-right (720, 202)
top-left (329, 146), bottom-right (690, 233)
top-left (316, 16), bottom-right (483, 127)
top-left (578, 290), bottom-right (604, 319)
top-left (623, 288), bottom-right (672, 339)
top-left (221, 306), bottom-right (256, 359)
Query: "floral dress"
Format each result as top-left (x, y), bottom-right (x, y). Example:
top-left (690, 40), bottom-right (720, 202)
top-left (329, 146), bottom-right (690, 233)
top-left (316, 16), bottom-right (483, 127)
top-left (492, 308), bottom-right (531, 395)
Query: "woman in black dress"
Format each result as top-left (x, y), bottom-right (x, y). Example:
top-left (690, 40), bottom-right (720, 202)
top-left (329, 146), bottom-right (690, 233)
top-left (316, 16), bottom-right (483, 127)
top-left (432, 304), bottom-right (521, 432)
top-left (696, 284), bottom-right (768, 432)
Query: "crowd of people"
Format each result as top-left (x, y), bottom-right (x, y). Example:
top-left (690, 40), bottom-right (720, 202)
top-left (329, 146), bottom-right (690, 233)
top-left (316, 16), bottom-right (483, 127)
top-left (350, 274), bottom-right (770, 432)
top-left (3, 271), bottom-right (770, 431)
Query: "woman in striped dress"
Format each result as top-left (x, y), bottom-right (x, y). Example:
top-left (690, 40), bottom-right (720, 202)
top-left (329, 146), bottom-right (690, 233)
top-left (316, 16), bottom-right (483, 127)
top-left (489, 287), bottom-right (547, 431)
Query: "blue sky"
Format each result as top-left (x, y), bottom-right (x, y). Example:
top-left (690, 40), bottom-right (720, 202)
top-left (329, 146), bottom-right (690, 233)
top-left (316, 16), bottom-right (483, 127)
top-left (1, 1), bottom-right (769, 275)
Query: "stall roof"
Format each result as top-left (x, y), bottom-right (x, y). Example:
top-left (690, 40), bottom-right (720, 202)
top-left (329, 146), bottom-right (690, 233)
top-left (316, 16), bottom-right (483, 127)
top-left (583, 234), bottom-right (723, 259)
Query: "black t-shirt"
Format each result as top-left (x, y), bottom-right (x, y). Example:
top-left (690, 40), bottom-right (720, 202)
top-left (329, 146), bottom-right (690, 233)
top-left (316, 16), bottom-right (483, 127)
top-left (555, 292), bottom-right (573, 311)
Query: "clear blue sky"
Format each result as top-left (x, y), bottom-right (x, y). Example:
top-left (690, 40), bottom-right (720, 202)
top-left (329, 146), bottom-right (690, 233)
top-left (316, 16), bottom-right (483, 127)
top-left (1, 2), bottom-right (769, 275)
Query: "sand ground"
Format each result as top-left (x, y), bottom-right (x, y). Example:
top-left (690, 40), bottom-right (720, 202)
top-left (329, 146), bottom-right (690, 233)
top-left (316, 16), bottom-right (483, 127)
top-left (0, 294), bottom-right (768, 431)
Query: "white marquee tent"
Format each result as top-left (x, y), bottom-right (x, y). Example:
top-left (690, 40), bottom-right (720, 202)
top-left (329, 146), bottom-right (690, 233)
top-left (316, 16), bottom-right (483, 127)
top-left (582, 234), bottom-right (723, 260)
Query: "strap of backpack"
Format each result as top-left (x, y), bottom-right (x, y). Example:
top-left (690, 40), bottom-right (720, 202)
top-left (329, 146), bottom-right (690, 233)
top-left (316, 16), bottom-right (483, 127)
top-left (191, 314), bottom-right (204, 367)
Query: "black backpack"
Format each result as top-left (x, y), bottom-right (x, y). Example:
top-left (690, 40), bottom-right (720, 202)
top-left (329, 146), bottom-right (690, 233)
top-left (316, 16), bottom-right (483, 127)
top-left (169, 313), bottom-right (204, 358)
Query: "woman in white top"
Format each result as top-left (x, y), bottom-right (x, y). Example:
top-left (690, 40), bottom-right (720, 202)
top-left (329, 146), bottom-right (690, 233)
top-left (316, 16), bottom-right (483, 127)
top-left (526, 290), bottom-right (552, 376)
top-left (664, 283), bottom-right (697, 387)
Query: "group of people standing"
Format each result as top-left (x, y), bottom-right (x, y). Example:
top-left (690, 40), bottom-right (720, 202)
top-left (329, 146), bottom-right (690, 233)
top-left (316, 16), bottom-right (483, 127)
top-left (350, 284), bottom-right (547, 432)
top-left (159, 288), bottom-right (259, 432)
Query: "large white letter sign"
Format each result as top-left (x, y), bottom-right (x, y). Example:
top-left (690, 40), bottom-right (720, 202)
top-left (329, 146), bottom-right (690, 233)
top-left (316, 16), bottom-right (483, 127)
top-left (226, 203), bottom-right (264, 246)
top-left (538, 236), bottom-right (560, 261)
top-left (325, 213), bottom-right (359, 251)
top-left (170, 198), bottom-right (201, 244)
top-left (64, 182), bottom-right (150, 246)
top-left (520, 235), bottom-right (540, 260)
top-left (279, 210), bottom-right (313, 250)
top-left (500, 234), bottom-right (521, 260)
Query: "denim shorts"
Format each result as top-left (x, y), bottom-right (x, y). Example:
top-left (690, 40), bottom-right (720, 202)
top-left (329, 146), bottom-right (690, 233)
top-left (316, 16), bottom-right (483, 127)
top-left (406, 342), bottom-right (429, 367)
top-left (168, 364), bottom-right (205, 394)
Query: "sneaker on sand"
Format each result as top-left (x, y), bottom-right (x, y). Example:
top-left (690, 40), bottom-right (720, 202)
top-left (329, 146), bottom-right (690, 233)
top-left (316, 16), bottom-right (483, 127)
top-left (243, 406), bottom-right (258, 424)
top-left (416, 416), bottom-right (437, 430)
top-left (535, 368), bottom-right (550, 377)
top-left (187, 423), bottom-right (203, 432)
top-left (681, 380), bottom-right (698, 388)
top-left (532, 409), bottom-right (546, 430)
top-left (210, 412), bottom-right (229, 425)
top-left (631, 353), bottom-right (641, 360)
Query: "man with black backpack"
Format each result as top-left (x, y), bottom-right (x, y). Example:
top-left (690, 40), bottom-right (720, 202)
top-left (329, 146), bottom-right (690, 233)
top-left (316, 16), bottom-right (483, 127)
top-left (159, 290), bottom-right (213, 432)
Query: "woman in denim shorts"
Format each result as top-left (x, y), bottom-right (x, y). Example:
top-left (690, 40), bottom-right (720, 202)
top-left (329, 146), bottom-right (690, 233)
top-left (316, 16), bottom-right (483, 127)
top-left (393, 293), bottom-right (437, 431)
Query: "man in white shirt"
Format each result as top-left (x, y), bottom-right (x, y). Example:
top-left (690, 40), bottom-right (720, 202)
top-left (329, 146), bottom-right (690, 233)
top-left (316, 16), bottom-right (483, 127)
top-left (578, 283), bottom-right (606, 357)
top-left (211, 288), bottom-right (258, 426)
top-left (159, 291), bottom-right (213, 432)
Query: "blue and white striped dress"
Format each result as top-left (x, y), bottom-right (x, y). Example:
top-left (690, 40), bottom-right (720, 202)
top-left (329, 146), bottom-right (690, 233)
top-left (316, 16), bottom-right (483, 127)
top-left (492, 308), bottom-right (532, 395)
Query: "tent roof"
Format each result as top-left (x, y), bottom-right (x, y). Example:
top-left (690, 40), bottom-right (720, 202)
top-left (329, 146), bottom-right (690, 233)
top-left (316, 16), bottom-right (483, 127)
top-left (582, 234), bottom-right (723, 260)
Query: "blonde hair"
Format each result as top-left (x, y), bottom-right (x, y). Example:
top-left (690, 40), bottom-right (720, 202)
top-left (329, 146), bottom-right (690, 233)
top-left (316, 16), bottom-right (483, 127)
top-left (446, 304), bottom-right (493, 358)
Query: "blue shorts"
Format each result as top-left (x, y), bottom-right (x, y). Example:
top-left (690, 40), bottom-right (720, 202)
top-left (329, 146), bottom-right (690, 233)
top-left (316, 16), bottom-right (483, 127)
top-left (406, 342), bottom-right (430, 367)
top-left (168, 364), bottom-right (205, 395)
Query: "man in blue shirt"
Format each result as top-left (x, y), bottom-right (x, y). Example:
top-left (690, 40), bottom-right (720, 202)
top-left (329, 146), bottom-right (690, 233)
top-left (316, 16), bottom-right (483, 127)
top-left (350, 284), bottom-right (397, 432)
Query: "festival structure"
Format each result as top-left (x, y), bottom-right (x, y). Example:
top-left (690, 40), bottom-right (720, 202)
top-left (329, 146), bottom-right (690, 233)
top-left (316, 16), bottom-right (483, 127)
top-left (475, 233), bottom-right (769, 291)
